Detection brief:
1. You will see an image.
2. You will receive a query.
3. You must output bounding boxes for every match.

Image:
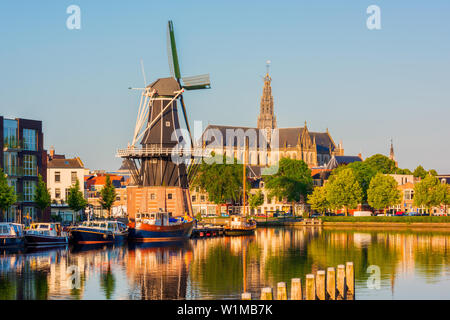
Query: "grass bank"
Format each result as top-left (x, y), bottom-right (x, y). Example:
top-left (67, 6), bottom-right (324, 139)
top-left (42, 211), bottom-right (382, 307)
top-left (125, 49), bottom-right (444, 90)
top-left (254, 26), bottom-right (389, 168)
top-left (319, 216), bottom-right (450, 223)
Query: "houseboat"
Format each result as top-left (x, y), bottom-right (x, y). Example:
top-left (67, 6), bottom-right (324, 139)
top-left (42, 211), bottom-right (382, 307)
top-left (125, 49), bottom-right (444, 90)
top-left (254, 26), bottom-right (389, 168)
top-left (25, 223), bottom-right (69, 246)
top-left (0, 223), bottom-right (25, 248)
top-left (224, 216), bottom-right (257, 236)
top-left (69, 220), bottom-right (128, 245)
top-left (128, 210), bottom-right (194, 242)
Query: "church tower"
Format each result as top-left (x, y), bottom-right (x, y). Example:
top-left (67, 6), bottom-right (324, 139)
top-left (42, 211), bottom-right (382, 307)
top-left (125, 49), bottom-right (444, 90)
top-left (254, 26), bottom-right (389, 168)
top-left (389, 139), bottom-right (398, 167)
top-left (257, 62), bottom-right (277, 140)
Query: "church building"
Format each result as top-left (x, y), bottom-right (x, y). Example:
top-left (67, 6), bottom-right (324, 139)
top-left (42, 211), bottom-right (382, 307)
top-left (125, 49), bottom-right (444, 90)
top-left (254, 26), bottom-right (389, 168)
top-left (201, 69), bottom-right (344, 169)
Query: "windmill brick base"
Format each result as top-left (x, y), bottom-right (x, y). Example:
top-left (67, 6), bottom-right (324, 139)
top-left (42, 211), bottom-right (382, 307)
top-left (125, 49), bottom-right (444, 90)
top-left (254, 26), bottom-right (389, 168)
top-left (127, 186), bottom-right (193, 221)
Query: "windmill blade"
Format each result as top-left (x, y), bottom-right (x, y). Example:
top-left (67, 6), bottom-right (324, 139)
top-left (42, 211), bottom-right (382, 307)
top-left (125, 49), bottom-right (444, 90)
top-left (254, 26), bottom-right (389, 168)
top-left (167, 20), bottom-right (181, 80)
top-left (181, 74), bottom-right (211, 90)
top-left (179, 94), bottom-right (194, 149)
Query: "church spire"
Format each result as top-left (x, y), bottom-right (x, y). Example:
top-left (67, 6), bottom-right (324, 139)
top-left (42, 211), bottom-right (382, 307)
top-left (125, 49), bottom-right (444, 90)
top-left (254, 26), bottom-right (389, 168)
top-left (257, 61), bottom-right (277, 134)
top-left (389, 138), bottom-right (395, 162)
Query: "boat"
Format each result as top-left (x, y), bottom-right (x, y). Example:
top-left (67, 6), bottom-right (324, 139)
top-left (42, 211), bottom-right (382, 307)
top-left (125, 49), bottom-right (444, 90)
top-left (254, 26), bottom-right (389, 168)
top-left (69, 220), bottom-right (129, 245)
top-left (25, 223), bottom-right (69, 246)
top-left (224, 216), bottom-right (257, 236)
top-left (0, 223), bottom-right (25, 248)
top-left (128, 210), bottom-right (194, 242)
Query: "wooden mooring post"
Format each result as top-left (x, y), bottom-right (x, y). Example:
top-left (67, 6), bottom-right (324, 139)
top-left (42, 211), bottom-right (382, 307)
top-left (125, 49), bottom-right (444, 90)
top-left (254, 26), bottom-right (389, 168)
top-left (242, 261), bottom-right (354, 301)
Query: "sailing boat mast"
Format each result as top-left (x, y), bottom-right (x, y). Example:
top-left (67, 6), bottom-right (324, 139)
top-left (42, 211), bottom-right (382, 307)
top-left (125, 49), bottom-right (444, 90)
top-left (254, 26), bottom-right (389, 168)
top-left (243, 137), bottom-right (248, 216)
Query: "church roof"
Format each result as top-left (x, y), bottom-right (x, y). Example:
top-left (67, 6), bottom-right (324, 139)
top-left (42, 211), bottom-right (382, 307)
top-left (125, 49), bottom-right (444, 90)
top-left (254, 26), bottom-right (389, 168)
top-left (326, 155), bottom-right (362, 170)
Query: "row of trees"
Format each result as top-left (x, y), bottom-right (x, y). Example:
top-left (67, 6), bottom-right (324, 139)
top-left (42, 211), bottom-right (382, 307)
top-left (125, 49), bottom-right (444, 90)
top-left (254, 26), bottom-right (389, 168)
top-left (0, 168), bottom-right (117, 222)
top-left (191, 152), bottom-right (449, 216)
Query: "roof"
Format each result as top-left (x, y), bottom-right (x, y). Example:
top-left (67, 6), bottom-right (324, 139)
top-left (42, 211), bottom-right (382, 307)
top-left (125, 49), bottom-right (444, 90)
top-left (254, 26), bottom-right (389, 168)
top-left (202, 125), bottom-right (335, 152)
top-left (147, 77), bottom-right (181, 97)
top-left (326, 155), bottom-right (362, 170)
top-left (48, 158), bottom-right (83, 169)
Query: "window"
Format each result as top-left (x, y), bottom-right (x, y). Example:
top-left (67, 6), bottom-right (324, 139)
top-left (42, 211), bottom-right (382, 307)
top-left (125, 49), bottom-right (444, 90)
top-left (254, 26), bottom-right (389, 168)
top-left (404, 190), bottom-right (414, 201)
top-left (116, 196), bottom-right (121, 201)
top-left (3, 119), bottom-right (18, 149)
top-left (3, 152), bottom-right (18, 176)
top-left (200, 195), bottom-right (205, 202)
top-left (65, 188), bottom-right (70, 200)
top-left (150, 193), bottom-right (156, 200)
top-left (55, 188), bottom-right (61, 199)
top-left (168, 193), bottom-right (173, 200)
top-left (55, 172), bottom-right (61, 183)
top-left (23, 181), bottom-right (36, 202)
top-left (165, 121), bottom-right (171, 127)
top-left (23, 155), bottom-right (37, 176)
top-left (71, 171), bottom-right (77, 184)
top-left (192, 195), bottom-right (197, 202)
top-left (7, 179), bottom-right (17, 194)
top-left (23, 129), bottom-right (37, 151)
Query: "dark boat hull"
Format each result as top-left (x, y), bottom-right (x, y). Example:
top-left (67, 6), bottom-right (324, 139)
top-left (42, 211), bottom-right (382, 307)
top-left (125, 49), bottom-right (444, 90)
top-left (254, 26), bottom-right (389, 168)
top-left (224, 229), bottom-right (256, 236)
top-left (128, 221), bottom-right (194, 242)
top-left (0, 236), bottom-right (25, 248)
top-left (70, 227), bottom-right (128, 245)
top-left (25, 234), bottom-right (68, 246)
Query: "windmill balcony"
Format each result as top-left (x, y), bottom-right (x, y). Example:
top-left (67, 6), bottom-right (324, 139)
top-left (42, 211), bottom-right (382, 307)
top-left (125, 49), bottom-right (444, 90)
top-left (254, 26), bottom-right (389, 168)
top-left (116, 146), bottom-right (207, 158)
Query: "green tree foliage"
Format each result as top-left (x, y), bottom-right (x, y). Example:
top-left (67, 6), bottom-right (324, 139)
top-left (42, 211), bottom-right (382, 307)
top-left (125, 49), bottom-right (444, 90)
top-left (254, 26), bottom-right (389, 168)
top-left (367, 173), bottom-right (401, 211)
top-left (331, 162), bottom-right (376, 202)
top-left (429, 169), bottom-right (438, 177)
top-left (395, 168), bottom-right (413, 175)
top-left (264, 158), bottom-right (313, 204)
top-left (99, 175), bottom-right (117, 218)
top-left (191, 154), bottom-right (246, 204)
top-left (414, 175), bottom-right (446, 215)
top-left (248, 190), bottom-right (264, 211)
top-left (413, 165), bottom-right (428, 179)
top-left (307, 186), bottom-right (329, 214)
top-left (326, 168), bottom-right (363, 215)
top-left (364, 154), bottom-right (397, 174)
top-left (34, 175), bottom-right (51, 215)
top-left (67, 179), bottom-right (88, 215)
top-left (0, 168), bottom-right (17, 218)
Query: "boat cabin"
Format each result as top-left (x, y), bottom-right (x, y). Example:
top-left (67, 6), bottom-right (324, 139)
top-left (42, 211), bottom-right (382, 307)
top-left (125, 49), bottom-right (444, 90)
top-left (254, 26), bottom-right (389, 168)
top-left (27, 223), bottom-right (65, 237)
top-left (81, 221), bottom-right (128, 233)
top-left (136, 210), bottom-right (178, 227)
top-left (0, 223), bottom-right (24, 238)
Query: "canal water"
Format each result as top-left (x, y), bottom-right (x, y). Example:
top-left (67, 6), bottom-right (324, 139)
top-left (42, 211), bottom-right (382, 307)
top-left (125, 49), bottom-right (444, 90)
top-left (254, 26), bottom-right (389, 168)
top-left (1, 227), bottom-right (450, 300)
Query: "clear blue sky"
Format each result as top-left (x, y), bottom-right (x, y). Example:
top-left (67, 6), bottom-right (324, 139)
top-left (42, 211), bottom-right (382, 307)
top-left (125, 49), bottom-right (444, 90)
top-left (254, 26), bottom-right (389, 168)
top-left (1, 1), bottom-right (449, 173)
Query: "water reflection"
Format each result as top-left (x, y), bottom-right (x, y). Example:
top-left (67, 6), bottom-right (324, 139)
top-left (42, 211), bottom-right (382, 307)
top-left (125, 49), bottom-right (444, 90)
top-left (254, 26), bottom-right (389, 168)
top-left (1, 228), bottom-right (450, 299)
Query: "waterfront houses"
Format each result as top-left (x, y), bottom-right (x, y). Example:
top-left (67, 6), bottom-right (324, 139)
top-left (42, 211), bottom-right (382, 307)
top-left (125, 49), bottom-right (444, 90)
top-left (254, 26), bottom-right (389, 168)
top-left (0, 116), bottom-right (47, 222)
top-left (47, 147), bottom-right (85, 223)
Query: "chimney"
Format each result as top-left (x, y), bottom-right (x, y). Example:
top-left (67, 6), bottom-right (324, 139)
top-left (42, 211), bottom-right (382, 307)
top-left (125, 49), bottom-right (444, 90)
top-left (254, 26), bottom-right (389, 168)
top-left (49, 146), bottom-right (55, 159)
top-left (358, 153), bottom-right (363, 160)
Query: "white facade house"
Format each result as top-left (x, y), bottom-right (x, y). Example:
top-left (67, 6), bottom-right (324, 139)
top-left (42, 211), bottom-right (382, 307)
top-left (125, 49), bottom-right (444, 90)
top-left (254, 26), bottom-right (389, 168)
top-left (47, 149), bottom-right (85, 203)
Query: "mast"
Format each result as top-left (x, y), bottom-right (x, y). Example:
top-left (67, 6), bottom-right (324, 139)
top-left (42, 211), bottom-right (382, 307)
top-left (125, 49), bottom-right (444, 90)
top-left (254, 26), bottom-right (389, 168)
top-left (243, 137), bottom-right (248, 216)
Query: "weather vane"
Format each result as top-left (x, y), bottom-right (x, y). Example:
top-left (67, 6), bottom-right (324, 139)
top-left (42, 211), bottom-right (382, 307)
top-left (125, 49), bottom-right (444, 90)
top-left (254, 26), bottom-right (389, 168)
top-left (266, 60), bottom-right (271, 75)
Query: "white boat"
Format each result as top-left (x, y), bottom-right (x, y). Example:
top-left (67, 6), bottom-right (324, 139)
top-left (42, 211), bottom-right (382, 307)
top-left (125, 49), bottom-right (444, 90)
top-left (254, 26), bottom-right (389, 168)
top-left (0, 223), bottom-right (25, 248)
top-left (25, 223), bottom-right (69, 246)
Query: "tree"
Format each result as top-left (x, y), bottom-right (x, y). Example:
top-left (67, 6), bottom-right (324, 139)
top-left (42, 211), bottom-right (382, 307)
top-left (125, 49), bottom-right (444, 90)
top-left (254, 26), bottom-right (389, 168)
top-left (307, 186), bottom-right (329, 214)
top-left (326, 168), bottom-right (363, 216)
top-left (191, 154), bottom-right (246, 205)
top-left (429, 169), bottom-right (438, 177)
top-left (367, 173), bottom-right (401, 212)
top-left (414, 175), bottom-right (444, 215)
top-left (67, 179), bottom-right (88, 222)
top-left (0, 168), bottom-right (16, 220)
top-left (248, 190), bottom-right (264, 213)
top-left (34, 175), bottom-right (51, 221)
top-left (395, 168), bottom-right (413, 175)
top-left (331, 161), bottom-right (376, 202)
top-left (364, 154), bottom-right (397, 174)
top-left (413, 165), bottom-right (428, 180)
top-left (264, 158), bottom-right (313, 213)
top-left (99, 175), bottom-right (117, 218)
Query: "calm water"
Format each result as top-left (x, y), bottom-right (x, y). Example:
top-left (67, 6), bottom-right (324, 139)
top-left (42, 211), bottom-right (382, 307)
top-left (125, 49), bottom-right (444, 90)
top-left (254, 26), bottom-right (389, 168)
top-left (2, 227), bottom-right (450, 300)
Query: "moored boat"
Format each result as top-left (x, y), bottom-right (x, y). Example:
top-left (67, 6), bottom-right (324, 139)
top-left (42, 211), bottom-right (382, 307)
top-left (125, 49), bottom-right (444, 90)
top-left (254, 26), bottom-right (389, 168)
top-left (224, 216), bottom-right (256, 236)
top-left (25, 223), bottom-right (68, 246)
top-left (128, 211), bottom-right (194, 242)
top-left (0, 223), bottom-right (25, 248)
top-left (69, 220), bottom-right (128, 245)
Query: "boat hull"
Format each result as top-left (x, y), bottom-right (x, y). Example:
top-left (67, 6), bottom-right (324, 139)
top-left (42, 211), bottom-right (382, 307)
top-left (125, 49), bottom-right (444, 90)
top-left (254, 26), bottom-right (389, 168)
top-left (70, 227), bottom-right (128, 245)
top-left (25, 234), bottom-right (68, 246)
top-left (224, 225), bottom-right (256, 236)
top-left (128, 221), bottom-right (194, 242)
top-left (0, 236), bottom-right (25, 248)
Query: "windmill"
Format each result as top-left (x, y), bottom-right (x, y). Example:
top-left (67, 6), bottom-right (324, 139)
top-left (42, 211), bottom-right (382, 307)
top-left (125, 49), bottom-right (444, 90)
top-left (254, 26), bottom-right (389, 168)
top-left (117, 20), bottom-right (210, 218)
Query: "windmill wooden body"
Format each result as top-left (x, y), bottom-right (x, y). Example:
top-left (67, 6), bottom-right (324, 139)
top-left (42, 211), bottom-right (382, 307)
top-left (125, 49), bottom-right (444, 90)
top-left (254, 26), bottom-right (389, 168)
top-left (117, 21), bottom-right (210, 219)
